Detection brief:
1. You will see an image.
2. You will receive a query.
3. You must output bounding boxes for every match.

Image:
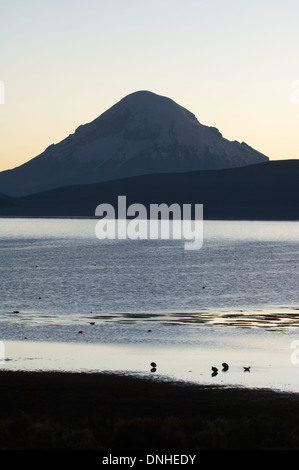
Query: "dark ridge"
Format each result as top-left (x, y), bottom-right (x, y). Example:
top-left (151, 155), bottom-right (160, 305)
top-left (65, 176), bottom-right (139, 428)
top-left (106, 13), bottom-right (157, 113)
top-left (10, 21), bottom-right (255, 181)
top-left (0, 160), bottom-right (298, 220)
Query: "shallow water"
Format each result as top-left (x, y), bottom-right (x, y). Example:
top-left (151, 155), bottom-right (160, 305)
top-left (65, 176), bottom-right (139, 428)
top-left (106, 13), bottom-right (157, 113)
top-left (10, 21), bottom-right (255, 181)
top-left (0, 217), bottom-right (298, 392)
top-left (1, 328), bottom-right (299, 393)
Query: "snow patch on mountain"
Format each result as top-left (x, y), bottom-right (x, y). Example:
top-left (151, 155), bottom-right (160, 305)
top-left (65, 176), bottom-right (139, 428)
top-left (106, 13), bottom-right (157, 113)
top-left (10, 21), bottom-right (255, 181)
top-left (0, 90), bottom-right (268, 196)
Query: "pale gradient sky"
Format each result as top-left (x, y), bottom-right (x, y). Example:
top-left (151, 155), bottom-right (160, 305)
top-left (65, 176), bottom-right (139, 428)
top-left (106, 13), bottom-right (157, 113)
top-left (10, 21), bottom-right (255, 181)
top-left (0, 0), bottom-right (299, 172)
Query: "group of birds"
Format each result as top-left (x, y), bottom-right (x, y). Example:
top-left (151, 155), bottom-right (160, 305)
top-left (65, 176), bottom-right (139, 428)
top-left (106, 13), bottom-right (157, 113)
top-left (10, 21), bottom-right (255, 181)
top-left (150, 361), bottom-right (251, 377)
top-left (211, 363), bottom-right (251, 376)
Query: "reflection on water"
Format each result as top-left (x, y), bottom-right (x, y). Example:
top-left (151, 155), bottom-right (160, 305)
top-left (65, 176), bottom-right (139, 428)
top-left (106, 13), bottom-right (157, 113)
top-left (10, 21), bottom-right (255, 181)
top-left (0, 218), bottom-right (298, 393)
top-left (0, 218), bottom-right (298, 323)
top-left (2, 306), bottom-right (299, 336)
top-left (1, 334), bottom-right (299, 394)
top-left (162, 307), bottom-right (299, 329)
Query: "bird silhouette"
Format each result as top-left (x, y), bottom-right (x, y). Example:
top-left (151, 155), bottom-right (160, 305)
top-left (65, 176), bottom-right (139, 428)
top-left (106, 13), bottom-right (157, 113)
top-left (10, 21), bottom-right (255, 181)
top-left (211, 366), bottom-right (218, 376)
top-left (222, 362), bottom-right (229, 372)
top-left (243, 366), bottom-right (251, 372)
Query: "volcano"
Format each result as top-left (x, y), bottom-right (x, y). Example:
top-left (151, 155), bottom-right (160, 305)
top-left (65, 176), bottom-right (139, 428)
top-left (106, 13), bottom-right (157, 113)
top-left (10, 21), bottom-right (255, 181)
top-left (0, 90), bottom-right (268, 196)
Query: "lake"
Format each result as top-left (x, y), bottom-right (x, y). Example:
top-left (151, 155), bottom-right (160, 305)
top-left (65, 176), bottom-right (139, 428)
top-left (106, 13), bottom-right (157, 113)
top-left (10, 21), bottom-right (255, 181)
top-left (0, 217), bottom-right (299, 392)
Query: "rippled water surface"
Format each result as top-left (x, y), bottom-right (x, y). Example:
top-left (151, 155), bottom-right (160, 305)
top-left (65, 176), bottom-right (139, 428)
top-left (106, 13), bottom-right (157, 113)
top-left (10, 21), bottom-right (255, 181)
top-left (0, 218), bottom-right (298, 392)
top-left (0, 218), bottom-right (298, 326)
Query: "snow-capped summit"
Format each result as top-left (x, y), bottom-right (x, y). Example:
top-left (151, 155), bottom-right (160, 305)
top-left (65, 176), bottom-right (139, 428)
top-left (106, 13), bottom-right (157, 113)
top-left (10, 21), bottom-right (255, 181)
top-left (0, 90), bottom-right (268, 196)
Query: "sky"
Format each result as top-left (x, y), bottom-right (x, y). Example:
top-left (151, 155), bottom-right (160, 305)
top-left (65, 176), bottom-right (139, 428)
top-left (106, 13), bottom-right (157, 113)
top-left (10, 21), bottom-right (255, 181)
top-left (0, 0), bottom-right (299, 172)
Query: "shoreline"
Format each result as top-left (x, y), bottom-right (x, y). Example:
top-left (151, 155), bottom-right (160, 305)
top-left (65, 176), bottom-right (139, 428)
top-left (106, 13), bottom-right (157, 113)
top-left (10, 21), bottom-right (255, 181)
top-left (1, 369), bottom-right (299, 450)
top-left (1, 331), bottom-right (299, 394)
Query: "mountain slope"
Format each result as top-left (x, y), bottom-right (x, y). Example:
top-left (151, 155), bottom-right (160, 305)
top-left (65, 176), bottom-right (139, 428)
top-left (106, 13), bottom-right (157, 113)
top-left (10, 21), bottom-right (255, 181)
top-left (0, 90), bottom-right (268, 197)
top-left (0, 160), bottom-right (297, 220)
